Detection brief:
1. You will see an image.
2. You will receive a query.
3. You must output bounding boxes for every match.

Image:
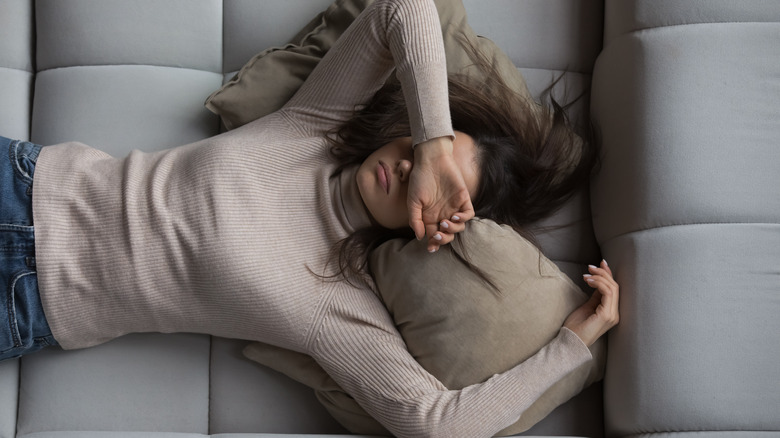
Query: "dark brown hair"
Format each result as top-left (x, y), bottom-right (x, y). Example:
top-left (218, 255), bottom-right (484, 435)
top-left (326, 55), bottom-right (596, 286)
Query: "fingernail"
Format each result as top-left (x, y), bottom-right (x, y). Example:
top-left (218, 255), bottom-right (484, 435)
top-left (440, 221), bottom-right (449, 229)
top-left (451, 215), bottom-right (460, 221)
top-left (428, 246), bottom-right (438, 253)
top-left (589, 265), bottom-right (598, 270)
top-left (602, 259), bottom-right (608, 267)
top-left (583, 274), bottom-right (592, 278)
top-left (433, 233), bottom-right (442, 241)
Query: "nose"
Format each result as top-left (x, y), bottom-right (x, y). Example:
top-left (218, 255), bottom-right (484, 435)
top-left (397, 159), bottom-right (413, 182)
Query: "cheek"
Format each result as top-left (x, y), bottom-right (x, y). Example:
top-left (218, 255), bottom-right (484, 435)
top-left (373, 189), bottom-right (409, 230)
top-left (356, 164), bottom-right (370, 192)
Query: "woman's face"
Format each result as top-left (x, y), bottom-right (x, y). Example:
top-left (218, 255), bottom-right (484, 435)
top-left (356, 131), bottom-right (480, 230)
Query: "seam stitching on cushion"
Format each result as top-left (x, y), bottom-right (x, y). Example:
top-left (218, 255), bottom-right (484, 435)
top-left (0, 66), bottom-right (35, 75)
top-left (609, 20), bottom-right (780, 45)
top-left (599, 221), bottom-right (780, 246)
top-left (34, 63), bottom-right (222, 75)
top-left (518, 67), bottom-right (594, 76)
top-left (623, 429), bottom-right (780, 438)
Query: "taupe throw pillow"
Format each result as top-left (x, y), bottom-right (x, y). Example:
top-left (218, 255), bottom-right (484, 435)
top-left (245, 219), bottom-right (606, 436)
top-left (205, 0), bottom-right (532, 130)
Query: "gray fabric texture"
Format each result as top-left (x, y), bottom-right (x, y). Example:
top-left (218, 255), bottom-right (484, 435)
top-left (31, 67), bottom-right (222, 151)
top-left (463, 0), bottom-right (603, 74)
top-left (0, 69), bottom-right (32, 140)
top-left (626, 434), bottom-right (780, 438)
top-left (35, 0), bottom-right (222, 72)
top-left (208, 338), bottom-right (348, 434)
top-left (0, 0), bottom-right (34, 140)
top-left (223, 0), bottom-right (336, 73)
top-left (17, 334), bottom-right (211, 435)
top-left (18, 434), bottom-right (381, 438)
top-left (604, 0), bottom-right (780, 44)
top-left (591, 1), bottom-right (780, 436)
top-left (0, 359), bottom-right (19, 438)
top-left (0, 0), bottom-right (34, 71)
top-left (599, 225), bottom-right (780, 435)
top-left (591, 24), bottom-right (780, 243)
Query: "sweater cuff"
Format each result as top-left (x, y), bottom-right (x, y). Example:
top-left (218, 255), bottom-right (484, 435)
top-left (505, 327), bottom-right (593, 399)
top-left (396, 63), bottom-right (454, 147)
top-left (559, 327), bottom-right (593, 363)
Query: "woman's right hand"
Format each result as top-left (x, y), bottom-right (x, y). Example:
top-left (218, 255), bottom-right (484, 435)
top-left (564, 260), bottom-right (620, 347)
top-left (407, 136), bottom-right (475, 252)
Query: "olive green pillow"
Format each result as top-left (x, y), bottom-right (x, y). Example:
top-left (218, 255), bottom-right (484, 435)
top-left (205, 0), bottom-right (532, 130)
top-left (245, 219), bottom-right (606, 436)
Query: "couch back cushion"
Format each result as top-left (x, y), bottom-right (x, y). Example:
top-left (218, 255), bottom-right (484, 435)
top-left (0, 0), bottom-right (35, 141)
top-left (592, 0), bottom-right (780, 435)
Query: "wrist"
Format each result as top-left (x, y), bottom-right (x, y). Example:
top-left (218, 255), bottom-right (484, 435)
top-left (414, 136), bottom-right (454, 162)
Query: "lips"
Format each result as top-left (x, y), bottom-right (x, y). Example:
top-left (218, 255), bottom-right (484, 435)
top-left (377, 161), bottom-right (391, 194)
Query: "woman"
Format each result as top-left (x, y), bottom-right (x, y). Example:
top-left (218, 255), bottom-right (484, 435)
top-left (0, 0), bottom-right (618, 436)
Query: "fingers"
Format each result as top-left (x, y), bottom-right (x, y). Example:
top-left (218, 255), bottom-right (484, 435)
top-left (582, 260), bottom-right (620, 326)
top-left (600, 259), bottom-right (613, 277)
top-left (408, 204), bottom-right (426, 241)
top-left (439, 217), bottom-right (466, 234)
top-left (584, 261), bottom-right (615, 286)
top-left (409, 201), bottom-right (472, 243)
top-left (455, 197), bottom-right (476, 222)
top-left (426, 214), bottom-right (468, 252)
top-left (424, 220), bottom-right (439, 239)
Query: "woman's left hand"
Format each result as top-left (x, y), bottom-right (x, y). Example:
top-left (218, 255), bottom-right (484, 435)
top-left (564, 260), bottom-right (620, 347)
top-left (408, 137), bottom-right (475, 252)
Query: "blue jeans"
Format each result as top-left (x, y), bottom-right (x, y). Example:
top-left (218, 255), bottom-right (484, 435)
top-left (0, 136), bottom-right (58, 361)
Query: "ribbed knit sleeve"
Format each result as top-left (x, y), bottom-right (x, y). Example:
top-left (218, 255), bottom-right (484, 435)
top-left (311, 284), bottom-right (592, 438)
top-left (283, 0), bottom-right (454, 146)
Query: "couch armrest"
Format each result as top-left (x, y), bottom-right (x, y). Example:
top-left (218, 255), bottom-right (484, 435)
top-left (591, 1), bottom-right (780, 436)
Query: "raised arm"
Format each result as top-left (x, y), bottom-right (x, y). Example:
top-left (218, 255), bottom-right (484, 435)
top-left (283, 0), bottom-right (452, 144)
top-left (285, 0), bottom-right (474, 248)
top-left (309, 285), bottom-right (595, 438)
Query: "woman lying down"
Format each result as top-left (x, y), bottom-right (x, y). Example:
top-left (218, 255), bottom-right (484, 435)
top-left (0, 0), bottom-right (618, 436)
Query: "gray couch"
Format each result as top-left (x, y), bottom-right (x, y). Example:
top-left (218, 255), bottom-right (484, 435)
top-left (0, 1), bottom-right (778, 437)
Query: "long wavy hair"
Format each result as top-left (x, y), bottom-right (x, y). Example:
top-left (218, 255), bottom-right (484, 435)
top-left (325, 52), bottom-right (596, 287)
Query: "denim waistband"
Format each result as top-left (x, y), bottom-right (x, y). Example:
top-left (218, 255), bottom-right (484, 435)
top-left (0, 136), bottom-right (58, 361)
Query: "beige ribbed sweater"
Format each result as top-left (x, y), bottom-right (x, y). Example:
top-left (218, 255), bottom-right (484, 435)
top-left (32, 0), bottom-right (591, 436)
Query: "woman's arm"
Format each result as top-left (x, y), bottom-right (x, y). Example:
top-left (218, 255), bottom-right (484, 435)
top-left (284, 0), bottom-right (474, 248)
top-left (310, 263), bottom-right (619, 438)
top-left (283, 0), bottom-right (451, 143)
top-left (311, 288), bottom-right (590, 438)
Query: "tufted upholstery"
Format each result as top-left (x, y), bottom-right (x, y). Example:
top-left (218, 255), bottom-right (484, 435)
top-left (1, 0), bottom-right (778, 437)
